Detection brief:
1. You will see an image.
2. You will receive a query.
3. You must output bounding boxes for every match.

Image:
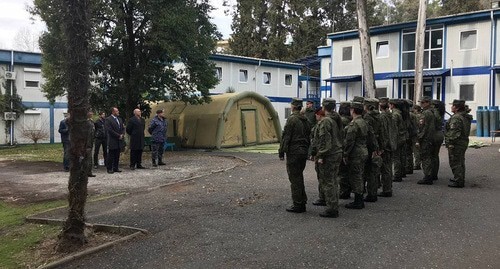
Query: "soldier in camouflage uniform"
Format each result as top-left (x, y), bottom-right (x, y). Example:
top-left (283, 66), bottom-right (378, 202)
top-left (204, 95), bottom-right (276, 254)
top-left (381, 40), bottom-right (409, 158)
top-left (431, 100), bottom-right (445, 181)
top-left (445, 100), bottom-right (472, 188)
top-left (363, 98), bottom-right (381, 202)
top-left (406, 100), bottom-right (418, 175)
top-left (343, 101), bottom-right (368, 209)
top-left (312, 98), bottom-right (342, 206)
top-left (279, 98), bottom-right (311, 213)
top-left (378, 97), bottom-right (395, 197)
top-left (416, 96), bottom-right (437, 185)
top-left (338, 102), bottom-right (352, 199)
top-left (311, 107), bottom-right (343, 218)
top-left (304, 100), bottom-right (317, 127)
top-left (389, 99), bottom-right (407, 182)
top-left (412, 105), bottom-right (423, 170)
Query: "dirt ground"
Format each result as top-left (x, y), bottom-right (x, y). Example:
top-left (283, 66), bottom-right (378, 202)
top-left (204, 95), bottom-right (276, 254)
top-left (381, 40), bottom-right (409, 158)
top-left (0, 151), bottom-right (245, 204)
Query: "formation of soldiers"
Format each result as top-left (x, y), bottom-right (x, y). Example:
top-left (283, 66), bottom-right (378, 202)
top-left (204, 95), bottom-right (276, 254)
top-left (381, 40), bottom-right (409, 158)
top-left (279, 96), bottom-right (472, 218)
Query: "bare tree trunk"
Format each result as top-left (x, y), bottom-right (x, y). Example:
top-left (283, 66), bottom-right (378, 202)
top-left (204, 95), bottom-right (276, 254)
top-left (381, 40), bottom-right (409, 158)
top-left (58, 0), bottom-right (92, 252)
top-left (414, 0), bottom-right (427, 101)
top-left (356, 0), bottom-right (376, 98)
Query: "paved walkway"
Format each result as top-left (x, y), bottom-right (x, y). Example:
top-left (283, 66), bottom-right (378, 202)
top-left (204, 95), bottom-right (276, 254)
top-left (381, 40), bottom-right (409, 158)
top-left (36, 146), bottom-right (500, 268)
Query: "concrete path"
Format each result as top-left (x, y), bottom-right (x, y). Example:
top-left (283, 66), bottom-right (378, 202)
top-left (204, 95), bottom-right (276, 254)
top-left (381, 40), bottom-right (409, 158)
top-left (38, 146), bottom-right (500, 268)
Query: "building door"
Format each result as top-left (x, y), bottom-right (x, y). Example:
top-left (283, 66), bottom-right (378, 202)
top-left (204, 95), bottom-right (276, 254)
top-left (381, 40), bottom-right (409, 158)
top-left (403, 78), bottom-right (441, 100)
top-left (241, 110), bottom-right (258, 146)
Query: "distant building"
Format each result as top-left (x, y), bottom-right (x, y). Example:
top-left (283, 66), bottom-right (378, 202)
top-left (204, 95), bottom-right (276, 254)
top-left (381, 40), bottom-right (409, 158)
top-left (0, 49), bottom-right (67, 145)
top-left (319, 9), bottom-right (500, 117)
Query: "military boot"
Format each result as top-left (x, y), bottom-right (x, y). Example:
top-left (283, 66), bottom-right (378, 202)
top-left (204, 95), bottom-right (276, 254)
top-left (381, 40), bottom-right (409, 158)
top-left (312, 199), bottom-right (326, 206)
top-left (377, 191), bottom-right (393, 197)
top-left (417, 176), bottom-right (433, 185)
top-left (319, 209), bottom-right (339, 218)
top-left (393, 177), bottom-right (403, 182)
top-left (339, 192), bottom-right (351, 200)
top-left (345, 194), bottom-right (365, 209)
top-left (158, 158), bottom-right (166, 165)
top-left (364, 195), bottom-right (378, 203)
top-left (152, 160), bottom-right (158, 167)
top-left (286, 204), bottom-right (306, 213)
top-left (448, 180), bottom-right (464, 188)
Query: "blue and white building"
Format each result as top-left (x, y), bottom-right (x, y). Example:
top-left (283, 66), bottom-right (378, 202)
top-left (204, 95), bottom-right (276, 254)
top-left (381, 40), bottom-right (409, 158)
top-left (0, 49), bottom-right (68, 145)
top-left (319, 9), bottom-right (500, 117)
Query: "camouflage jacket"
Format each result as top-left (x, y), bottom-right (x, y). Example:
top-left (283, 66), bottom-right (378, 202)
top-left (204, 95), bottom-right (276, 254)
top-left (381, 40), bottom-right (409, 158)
top-left (418, 108), bottom-right (436, 142)
top-left (391, 108), bottom-right (407, 145)
top-left (279, 111), bottom-right (311, 157)
top-left (304, 107), bottom-right (317, 129)
top-left (379, 110), bottom-right (396, 151)
top-left (312, 116), bottom-right (343, 159)
top-left (445, 111), bottom-right (472, 147)
top-left (364, 110), bottom-right (380, 153)
top-left (343, 116), bottom-right (368, 159)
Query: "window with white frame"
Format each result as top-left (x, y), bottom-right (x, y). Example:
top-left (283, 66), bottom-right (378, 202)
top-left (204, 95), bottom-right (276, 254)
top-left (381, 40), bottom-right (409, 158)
top-left (375, 87), bottom-right (387, 98)
top-left (23, 111), bottom-right (42, 131)
top-left (239, 69), bottom-right (248, 82)
top-left (459, 84), bottom-right (475, 101)
top-left (402, 26), bottom-right (443, 70)
top-left (342, 46), bottom-right (352, 61)
top-left (24, 68), bottom-right (41, 89)
top-left (214, 67), bottom-right (222, 80)
top-left (376, 41), bottom-right (389, 58)
top-left (460, 30), bottom-right (477, 50)
top-left (263, 72), bottom-right (271, 84)
top-left (285, 74), bottom-right (292, 86)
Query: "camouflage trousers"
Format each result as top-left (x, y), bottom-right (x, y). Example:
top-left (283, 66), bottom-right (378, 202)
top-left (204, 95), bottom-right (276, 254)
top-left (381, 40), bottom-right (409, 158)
top-left (413, 141), bottom-right (421, 168)
top-left (317, 153), bottom-right (342, 212)
top-left (286, 154), bottom-right (308, 206)
top-left (420, 141), bottom-right (433, 178)
top-left (380, 150), bottom-right (393, 193)
top-left (448, 145), bottom-right (467, 184)
top-left (364, 154), bottom-right (381, 197)
top-left (406, 138), bottom-right (415, 173)
top-left (314, 161), bottom-right (324, 201)
top-left (431, 133), bottom-right (444, 179)
top-left (347, 155), bottom-right (367, 195)
top-left (339, 161), bottom-right (351, 196)
top-left (393, 142), bottom-right (406, 178)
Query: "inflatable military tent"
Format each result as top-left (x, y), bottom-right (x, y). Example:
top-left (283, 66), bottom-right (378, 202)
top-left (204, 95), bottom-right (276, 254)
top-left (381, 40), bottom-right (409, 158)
top-left (150, 91), bottom-right (282, 149)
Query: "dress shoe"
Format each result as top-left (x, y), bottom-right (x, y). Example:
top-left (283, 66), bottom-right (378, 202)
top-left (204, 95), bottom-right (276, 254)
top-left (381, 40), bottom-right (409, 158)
top-left (107, 170), bottom-right (114, 174)
top-left (88, 174), bottom-right (96, 177)
top-left (64, 168), bottom-right (70, 172)
top-left (312, 199), bottom-right (326, 206)
top-left (152, 163), bottom-right (158, 167)
top-left (417, 177), bottom-right (433, 185)
top-left (364, 195), bottom-right (378, 203)
top-left (413, 165), bottom-right (421, 170)
top-left (448, 181), bottom-right (464, 188)
top-left (377, 191), bottom-right (393, 197)
top-left (393, 177), bottom-right (402, 182)
top-left (113, 169), bottom-right (122, 173)
top-left (432, 176), bottom-right (439, 181)
top-left (158, 162), bottom-right (166, 166)
top-left (285, 205), bottom-right (306, 213)
top-left (137, 165), bottom-right (147, 169)
top-left (319, 210), bottom-right (339, 218)
top-left (130, 166), bottom-right (136, 170)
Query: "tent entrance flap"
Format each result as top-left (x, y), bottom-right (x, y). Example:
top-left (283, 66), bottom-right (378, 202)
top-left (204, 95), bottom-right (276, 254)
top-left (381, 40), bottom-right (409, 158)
top-left (241, 109), bottom-right (258, 146)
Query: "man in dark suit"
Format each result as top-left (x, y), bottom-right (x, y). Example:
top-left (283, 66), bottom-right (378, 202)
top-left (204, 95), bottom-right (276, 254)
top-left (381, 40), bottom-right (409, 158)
top-left (126, 108), bottom-right (146, 170)
top-left (105, 107), bottom-right (125, 173)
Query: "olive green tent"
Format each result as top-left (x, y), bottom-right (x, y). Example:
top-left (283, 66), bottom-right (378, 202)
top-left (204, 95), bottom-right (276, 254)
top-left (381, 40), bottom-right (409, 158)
top-left (149, 91), bottom-right (282, 149)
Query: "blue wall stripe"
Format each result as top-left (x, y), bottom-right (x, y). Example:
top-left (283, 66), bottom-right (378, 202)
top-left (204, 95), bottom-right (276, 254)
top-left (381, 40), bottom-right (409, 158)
top-left (266, 96), bottom-right (293, 103)
top-left (22, 101), bottom-right (68, 109)
top-left (451, 66), bottom-right (490, 76)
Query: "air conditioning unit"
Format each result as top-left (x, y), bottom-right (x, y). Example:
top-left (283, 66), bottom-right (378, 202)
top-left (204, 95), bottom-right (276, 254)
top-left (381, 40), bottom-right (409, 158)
top-left (5, 71), bottom-right (16, 80)
top-left (4, 112), bottom-right (17, 121)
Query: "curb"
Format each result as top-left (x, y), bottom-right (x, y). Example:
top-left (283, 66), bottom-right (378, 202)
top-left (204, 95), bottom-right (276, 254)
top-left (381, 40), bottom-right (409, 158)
top-left (25, 217), bottom-right (148, 269)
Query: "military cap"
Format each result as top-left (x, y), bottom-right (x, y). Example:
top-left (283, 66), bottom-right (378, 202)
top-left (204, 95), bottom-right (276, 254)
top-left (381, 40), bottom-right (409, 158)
top-left (379, 97), bottom-right (389, 103)
top-left (322, 98), bottom-right (336, 106)
top-left (413, 104), bottom-right (422, 110)
top-left (306, 99), bottom-right (315, 104)
top-left (350, 101), bottom-right (364, 110)
top-left (419, 96), bottom-right (432, 103)
top-left (339, 101), bottom-right (350, 108)
top-left (352, 96), bottom-right (365, 103)
top-left (405, 99), bottom-right (414, 106)
top-left (291, 98), bottom-right (303, 107)
top-left (389, 98), bottom-right (399, 104)
top-left (363, 98), bottom-right (379, 107)
top-left (451, 99), bottom-right (466, 107)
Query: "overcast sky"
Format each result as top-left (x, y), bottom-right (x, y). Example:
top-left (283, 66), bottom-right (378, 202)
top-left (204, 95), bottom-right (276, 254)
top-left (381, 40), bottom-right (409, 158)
top-left (0, 0), bottom-right (233, 51)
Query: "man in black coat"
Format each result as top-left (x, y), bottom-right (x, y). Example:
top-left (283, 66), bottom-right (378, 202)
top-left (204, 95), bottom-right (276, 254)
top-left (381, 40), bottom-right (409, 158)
top-left (126, 108), bottom-right (146, 170)
top-left (105, 107), bottom-right (125, 173)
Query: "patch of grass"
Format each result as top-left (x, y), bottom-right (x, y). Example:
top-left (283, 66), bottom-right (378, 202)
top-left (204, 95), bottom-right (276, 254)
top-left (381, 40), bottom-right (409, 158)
top-left (222, 143), bottom-right (280, 154)
top-left (0, 144), bottom-right (62, 162)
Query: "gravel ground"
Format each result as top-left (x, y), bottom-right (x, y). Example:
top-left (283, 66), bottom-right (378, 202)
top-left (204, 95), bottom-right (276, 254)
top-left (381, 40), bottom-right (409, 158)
top-left (0, 151), bottom-right (244, 203)
top-left (30, 146), bottom-right (500, 268)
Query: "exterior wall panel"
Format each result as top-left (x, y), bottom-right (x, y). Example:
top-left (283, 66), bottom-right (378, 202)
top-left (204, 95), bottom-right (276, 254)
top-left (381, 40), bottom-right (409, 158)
top-left (446, 21), bottom-right (491, 68)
